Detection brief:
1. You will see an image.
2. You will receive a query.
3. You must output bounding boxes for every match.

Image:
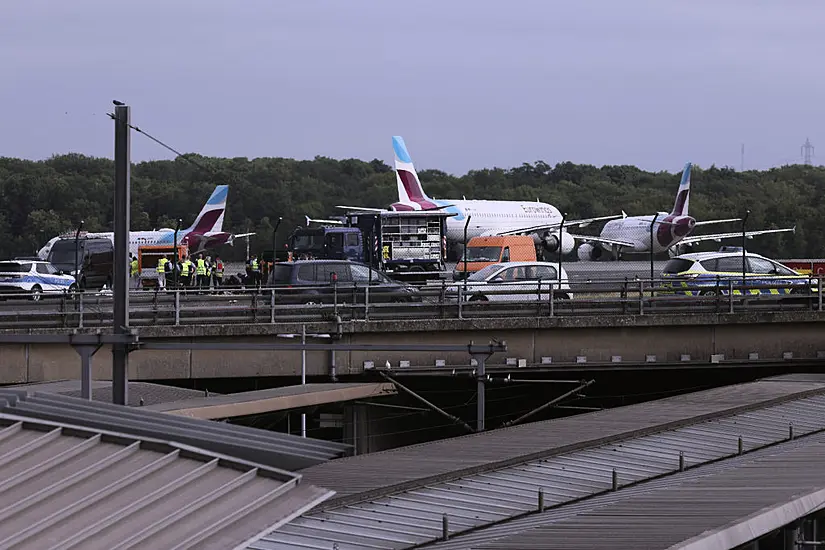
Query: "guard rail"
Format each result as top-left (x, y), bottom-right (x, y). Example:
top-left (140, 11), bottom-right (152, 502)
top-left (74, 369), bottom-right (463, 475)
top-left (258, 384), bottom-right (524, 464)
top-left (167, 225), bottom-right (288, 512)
top-left (0, 276), bottom-right (821, 329)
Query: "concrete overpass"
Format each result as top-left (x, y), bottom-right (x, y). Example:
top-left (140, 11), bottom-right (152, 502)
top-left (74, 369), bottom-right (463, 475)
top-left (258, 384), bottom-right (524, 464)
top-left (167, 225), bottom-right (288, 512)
top-left (2, 309), bottom-right (825, 384)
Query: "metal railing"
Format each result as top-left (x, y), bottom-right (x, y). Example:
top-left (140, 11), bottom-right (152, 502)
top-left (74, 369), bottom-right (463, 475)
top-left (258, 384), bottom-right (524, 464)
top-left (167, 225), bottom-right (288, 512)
top-left (0, 276), bottom-right (821, 329)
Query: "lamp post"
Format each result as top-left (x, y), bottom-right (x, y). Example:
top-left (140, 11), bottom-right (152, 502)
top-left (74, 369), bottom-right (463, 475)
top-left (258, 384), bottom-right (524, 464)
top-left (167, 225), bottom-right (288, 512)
top-left (74, 220), bottom-right (84, 287)
top-left (173, 218), bottom-right (182, 287)
top-left (649, 213), bottom-right (660, 281)
top-left (272, 216), bottom-right (283, 263)
top-left (558, 213), bottom-right (567, 285)
top-left (462, 215), bottom-right (472, 293)
top-left (276, 328), bottom-right (332, 437)
top-left (741, 210), bottom-right (750, 287)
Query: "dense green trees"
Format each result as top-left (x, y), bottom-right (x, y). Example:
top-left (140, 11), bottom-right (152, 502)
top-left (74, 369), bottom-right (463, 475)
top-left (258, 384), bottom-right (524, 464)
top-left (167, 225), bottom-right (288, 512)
top-left (0, 153), bottom-right (819, 261)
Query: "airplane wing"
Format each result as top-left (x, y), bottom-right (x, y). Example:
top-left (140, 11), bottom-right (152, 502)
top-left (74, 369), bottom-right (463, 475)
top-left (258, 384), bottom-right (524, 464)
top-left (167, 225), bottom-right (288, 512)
top-left (335, 205), bottom-right (387, 213)
top-left (566, 233), bottom-right (636, 248)
top-left (233, 232), bottom-right (256, 238)
top-left (692, 217), bottom-right (742, 227)
top-left (305, 216), bottom-right (344, 226)
top-left (492, 214), bottom-right (622, 237)
top-left (680, 226), bottom-right (796, 246)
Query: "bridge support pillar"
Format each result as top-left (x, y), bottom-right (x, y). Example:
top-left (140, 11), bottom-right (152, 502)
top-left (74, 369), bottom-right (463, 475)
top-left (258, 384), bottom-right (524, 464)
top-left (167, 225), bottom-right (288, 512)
top-left (72, 344), bottom-right (102, 400)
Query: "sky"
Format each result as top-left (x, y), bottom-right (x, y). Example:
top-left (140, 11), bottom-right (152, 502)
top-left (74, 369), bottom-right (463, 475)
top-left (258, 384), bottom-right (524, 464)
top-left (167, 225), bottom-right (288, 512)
top-left (2, 0), bottom-right (823, 175)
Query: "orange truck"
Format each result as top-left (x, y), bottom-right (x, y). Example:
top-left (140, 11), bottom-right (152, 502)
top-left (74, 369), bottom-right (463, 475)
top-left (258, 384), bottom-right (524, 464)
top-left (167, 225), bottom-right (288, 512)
top-left (453, 235), bottom-right (538, 280)
top-left (137, 245), bottom-right (188, 288)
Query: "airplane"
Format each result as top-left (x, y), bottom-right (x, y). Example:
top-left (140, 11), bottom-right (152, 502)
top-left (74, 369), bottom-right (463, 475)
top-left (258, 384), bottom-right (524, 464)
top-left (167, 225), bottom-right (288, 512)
top-left (37, 185), bottom-right (255, 259)
top-left (337, 136), bottom-right (621, 259)
top-left (575, 163), bottom-right (796, 260)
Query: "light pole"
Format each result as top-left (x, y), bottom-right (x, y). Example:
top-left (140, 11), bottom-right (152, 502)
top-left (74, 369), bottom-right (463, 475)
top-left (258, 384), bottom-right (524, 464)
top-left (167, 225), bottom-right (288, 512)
top-left (276, 328), bottom-right (332, 437)
top-left (462, 215), bottom-right (472, 292)
top-left (173, 218), bottom-right (182, 287)
top-left (741, 210), bottom-right (750, 286)
top-left (649, 213), bottom-right (660, 281)
top-left (557, 213), bottom-right (567, 285)
top-left (74, 220), bottom-right (84, 287)
top-left (272, 216), bottom-right (283, 263)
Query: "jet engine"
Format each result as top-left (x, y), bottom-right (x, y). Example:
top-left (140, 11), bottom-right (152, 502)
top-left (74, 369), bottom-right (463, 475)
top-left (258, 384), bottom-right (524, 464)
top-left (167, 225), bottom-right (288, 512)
top-left (534, 231), bottom-right (575, 255)
top-left (577, 243), bottom-right (603, 261)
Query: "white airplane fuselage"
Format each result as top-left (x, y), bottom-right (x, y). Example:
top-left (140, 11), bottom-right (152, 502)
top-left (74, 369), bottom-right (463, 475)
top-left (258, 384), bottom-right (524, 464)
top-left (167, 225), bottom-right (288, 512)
top-left (396, 198), bottom-right (564, 243)
top-left (598, 212), bottom-right (696, 254)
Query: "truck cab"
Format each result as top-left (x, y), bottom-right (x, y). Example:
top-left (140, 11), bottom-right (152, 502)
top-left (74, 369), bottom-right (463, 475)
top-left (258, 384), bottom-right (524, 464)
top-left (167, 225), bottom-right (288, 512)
top-left (289, 227), bottom-right (363, 262)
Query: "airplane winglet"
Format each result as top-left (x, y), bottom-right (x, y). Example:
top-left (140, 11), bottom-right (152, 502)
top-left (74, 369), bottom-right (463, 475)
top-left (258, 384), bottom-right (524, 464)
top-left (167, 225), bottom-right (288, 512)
top-left (305, 215), bottom-right (311, 227)
top-left (621, 210), bottom-right (627, 219)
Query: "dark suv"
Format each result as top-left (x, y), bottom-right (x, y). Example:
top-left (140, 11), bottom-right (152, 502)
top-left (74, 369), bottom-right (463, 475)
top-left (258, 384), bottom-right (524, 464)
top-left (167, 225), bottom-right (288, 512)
top-left (47, 237), bottom-right (114, 290)
top-left (268, 260), bottom-right (420, 303)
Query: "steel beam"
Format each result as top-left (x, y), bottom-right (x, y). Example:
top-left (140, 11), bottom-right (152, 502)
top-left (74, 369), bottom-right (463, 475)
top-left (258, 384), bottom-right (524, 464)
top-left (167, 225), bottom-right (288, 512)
top-left (501, 379), bottom-right (595, 428)
top-left (379, 371), bottom-right (474, 433)
top-left (138, 342), bottom-right (507, 353)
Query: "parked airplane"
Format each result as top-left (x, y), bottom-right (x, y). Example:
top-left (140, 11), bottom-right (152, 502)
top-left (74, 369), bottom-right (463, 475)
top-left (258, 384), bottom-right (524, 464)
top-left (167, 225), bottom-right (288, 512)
top-left (576, 163), bottom-right (795, 260)
top-left (37, 185), bottom-right (254, 259)
top-left (337, 136), bottom-right (620, 258)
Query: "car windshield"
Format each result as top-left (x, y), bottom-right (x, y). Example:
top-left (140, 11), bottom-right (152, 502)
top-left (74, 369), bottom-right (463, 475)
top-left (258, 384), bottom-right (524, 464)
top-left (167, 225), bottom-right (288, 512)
top-left (467, 264), bottom-right (504, 281)
top-left (662, 258), bottom-right (695, 274)
top-left (291, 233), bottom-right (324, 252)
top-left (48, 241), bottom-right (81, 265)
top-left (461, 246), bottom-right (501, 263)
top-left (0, 262), bottom-right (28, 273)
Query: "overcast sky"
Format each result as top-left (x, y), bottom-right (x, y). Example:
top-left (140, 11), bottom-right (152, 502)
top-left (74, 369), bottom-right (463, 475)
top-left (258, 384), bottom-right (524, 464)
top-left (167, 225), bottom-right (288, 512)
top-left (2, 0), bottom-right (823, 174)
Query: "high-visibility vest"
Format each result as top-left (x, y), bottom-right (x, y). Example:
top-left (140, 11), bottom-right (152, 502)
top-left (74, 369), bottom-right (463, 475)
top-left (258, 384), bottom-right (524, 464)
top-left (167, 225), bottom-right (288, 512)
top-left (181, 261), bottom-right (191, 276)
top-left (251, 259), bottom-right (259, 271)
top-left (130, 259), bottom-right (139, 276)
top-left (196, 259), bottom-right (206, 275)
top-left (157, 258), bottom-right (167, 273)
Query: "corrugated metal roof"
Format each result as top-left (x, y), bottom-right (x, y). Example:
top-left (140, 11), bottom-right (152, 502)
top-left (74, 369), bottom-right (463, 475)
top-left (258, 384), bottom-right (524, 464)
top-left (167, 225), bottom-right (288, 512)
top-left (0, 389), bottom-right (350, 471)
top-left (0, 412), bottom-right (334, 550)
top-left (257, 386), bottom-right (825, 549)
top-left (427, 430), bottom-right (825, 550)
top-left (298, 377), bottom-right (825, 503)
top-left (6, 379), bottom-right (218, 406)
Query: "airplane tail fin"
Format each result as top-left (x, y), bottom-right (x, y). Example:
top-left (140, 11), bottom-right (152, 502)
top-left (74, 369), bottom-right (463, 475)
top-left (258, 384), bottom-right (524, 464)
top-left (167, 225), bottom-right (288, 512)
top-left (670, 163), bottom-right (692, 217)
top-left (393, 136), bottom-right (438, 209)
top-left (186, 185), bottom-right (228, 233)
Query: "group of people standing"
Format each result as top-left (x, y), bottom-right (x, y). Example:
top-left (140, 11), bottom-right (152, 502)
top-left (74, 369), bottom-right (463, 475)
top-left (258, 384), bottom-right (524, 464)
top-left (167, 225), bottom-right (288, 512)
top-left (129, 252), bottom-right (224, 290)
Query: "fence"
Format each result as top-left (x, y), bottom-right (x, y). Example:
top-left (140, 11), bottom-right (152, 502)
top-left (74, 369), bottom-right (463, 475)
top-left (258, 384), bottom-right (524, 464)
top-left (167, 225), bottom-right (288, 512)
top-left (0, 276), bottom-right (821, 329)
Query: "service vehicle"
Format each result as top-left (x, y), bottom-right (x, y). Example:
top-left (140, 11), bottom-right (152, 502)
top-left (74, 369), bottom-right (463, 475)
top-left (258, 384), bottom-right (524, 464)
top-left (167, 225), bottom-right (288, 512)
top-left (287, 210), bottom-right (451, 283)
top-left (448, 261), bottom-right (571, 302)
top-left (661, 247), bottom-right (816, 296)
top-left (47, 235), bottom-right (113, 290)
top-left (0, 260), bottom-right (77, 301)
top-left (453, 235), bottom-right (538, 280)
top-left (267, 259), bottom-right (421, 304)
top-left (137, 244), bottom-right (189, 288)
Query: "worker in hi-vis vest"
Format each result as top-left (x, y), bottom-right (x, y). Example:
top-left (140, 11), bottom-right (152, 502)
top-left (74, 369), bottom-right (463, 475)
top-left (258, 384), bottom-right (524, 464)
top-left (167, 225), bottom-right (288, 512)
top-left (180, 256), bottom-right (193, 287)
top-left (156, 255), bottom-right (169, 290)
top-left (196, 253), bottom-right (208, 289)
top-left (129, 253), bottom-right (140, 290)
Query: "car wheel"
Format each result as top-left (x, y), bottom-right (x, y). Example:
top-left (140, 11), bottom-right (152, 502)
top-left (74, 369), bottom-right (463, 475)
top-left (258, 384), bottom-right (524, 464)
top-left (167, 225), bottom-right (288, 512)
top-left (31, 285), bottom-right (42, 302)
top-left (556, 293), bottom-right (571, 300)
top-left (68, 283), bottom-right (78, 295)
top-left (700, 289), bottom-right (717, 297)
top-left (469, 294), bottom-right (488, 302)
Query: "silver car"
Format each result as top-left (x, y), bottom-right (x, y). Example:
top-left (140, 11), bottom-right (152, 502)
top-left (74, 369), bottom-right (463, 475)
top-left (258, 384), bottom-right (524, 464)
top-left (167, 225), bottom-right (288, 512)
top-left (449, 262), bottom-right (571, 302)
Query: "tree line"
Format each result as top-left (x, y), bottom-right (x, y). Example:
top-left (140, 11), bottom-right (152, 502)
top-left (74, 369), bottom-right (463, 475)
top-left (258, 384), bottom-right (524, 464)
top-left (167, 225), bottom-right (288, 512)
top-left (0, 153), bottom-right (820, 262)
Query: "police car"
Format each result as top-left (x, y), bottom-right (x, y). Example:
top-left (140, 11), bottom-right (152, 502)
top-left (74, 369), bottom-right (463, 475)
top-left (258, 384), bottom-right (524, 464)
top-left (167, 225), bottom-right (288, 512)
top-left (661, 247), bottom-right (815, 297)
top-left (0, 260), bottom-right (77, 301)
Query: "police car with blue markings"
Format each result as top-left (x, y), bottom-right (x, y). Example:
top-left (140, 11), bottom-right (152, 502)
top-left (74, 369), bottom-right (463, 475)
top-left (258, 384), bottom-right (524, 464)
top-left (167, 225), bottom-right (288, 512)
top-left (661, 247), bottom-right (815, 297)
top-left (0, 260), bottom-right (77, 301)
